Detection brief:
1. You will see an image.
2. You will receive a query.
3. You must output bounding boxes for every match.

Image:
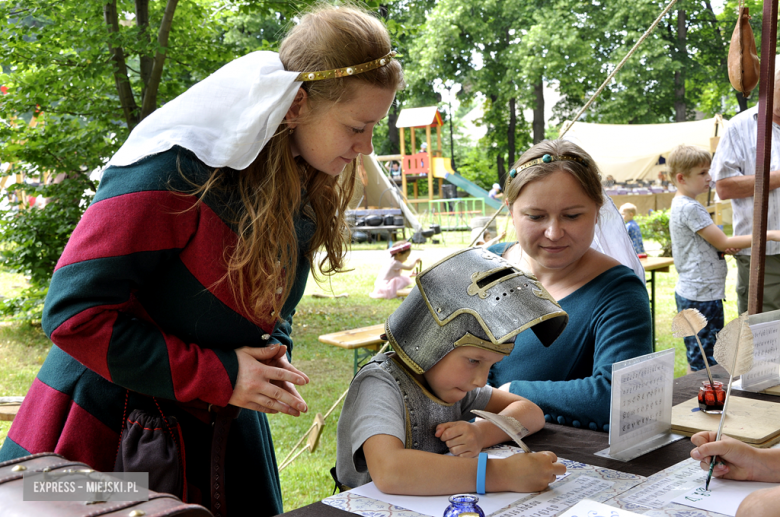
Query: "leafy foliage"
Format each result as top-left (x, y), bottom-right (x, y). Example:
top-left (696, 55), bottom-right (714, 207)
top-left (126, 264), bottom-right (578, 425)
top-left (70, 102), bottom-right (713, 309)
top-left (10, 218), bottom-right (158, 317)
top-left (0, 0), bottom-right (308, 321)
top-left (637, 209), bottom-right (672, 257)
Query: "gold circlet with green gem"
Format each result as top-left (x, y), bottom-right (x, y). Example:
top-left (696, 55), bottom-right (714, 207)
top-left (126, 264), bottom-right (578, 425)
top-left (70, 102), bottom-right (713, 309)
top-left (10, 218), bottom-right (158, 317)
top-left (508, 153), bottom-right (588, 180)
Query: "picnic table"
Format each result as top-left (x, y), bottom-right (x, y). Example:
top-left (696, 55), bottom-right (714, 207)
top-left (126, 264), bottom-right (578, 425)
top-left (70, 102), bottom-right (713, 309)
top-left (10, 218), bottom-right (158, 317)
top-left (277, 365), bottom-right (769, 517)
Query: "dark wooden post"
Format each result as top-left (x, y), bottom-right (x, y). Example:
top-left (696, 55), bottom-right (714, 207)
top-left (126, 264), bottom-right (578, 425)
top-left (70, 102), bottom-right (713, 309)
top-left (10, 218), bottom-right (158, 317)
top-left (748, 0), bottom-right (779, 315)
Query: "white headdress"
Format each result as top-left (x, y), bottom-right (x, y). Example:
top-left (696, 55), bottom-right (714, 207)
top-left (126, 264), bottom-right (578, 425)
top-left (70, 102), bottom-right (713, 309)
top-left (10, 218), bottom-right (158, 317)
top-left (107, 50), bottom-right (396, 170)
top-left (107, 52), bottom-right (300, 170)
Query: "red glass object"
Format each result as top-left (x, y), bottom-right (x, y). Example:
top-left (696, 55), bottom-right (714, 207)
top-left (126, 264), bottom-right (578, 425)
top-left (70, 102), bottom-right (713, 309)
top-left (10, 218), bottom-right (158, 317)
top-left (698, 381), bottom-right (726, 414)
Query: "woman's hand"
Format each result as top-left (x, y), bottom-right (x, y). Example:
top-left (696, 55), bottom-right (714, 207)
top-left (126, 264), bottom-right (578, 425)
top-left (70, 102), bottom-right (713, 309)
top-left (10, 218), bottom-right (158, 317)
top-left (435, 421), bottom-right (483, 457)
top-left (228, 344), bottom-right (310, 416)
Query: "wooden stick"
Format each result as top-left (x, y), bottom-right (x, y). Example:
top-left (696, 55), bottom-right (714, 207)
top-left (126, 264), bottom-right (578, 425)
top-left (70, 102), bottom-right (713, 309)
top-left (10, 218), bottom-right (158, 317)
top-left (748, 0), bottom-right (779, 315)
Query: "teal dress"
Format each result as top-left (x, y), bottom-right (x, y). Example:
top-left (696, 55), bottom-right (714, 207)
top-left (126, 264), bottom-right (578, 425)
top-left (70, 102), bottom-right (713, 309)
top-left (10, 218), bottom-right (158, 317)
top-left (487, 242), bottom-right (652, 431)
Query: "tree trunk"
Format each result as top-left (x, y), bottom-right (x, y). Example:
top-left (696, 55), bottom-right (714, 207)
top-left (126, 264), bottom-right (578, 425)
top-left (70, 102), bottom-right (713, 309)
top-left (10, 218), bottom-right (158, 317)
top-left (135, 0), bottom-right (153, 101)
top-left (140, 0), bottom-right (179, 120)
top-left (497, 154), bottom-right (505, 187)
top-left (104, 0), bottom-right (140, 129)
top-left (736, 91), bottom-right (749, 112)
top-left (674, 9), bottom-right (687, 122)
top-left (387, 108), bottom-right (400, 154)
top-left (508, 97), bottom-right (516, 167)
top-left (703, 1), bottom-right (747, 114)
top-left (533, 81), bottom-right (545, 144)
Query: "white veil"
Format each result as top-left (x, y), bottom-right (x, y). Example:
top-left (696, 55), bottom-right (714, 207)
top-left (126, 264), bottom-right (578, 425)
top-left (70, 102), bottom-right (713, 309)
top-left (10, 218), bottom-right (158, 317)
top-left (592, 191), bottom-right (646, 282)
top-left (107, 51), bottom-right (301, 170)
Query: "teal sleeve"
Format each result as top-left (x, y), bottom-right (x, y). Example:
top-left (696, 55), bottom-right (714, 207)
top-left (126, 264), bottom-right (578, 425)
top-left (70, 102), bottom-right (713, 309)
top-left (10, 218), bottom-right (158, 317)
top-left (506, 271), bottom-right (652, 432)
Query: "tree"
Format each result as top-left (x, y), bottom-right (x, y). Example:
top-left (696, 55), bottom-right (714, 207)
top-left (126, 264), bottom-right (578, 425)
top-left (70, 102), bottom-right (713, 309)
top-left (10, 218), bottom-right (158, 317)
top-left (0, 0), bottom-right (300, 320)
top-left (407, 0), bottom-right (541, 186)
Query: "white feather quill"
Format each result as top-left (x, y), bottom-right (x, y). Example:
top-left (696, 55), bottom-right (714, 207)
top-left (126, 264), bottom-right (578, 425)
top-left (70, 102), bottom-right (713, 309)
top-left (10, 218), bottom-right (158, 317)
top-left (471, 409), bottom-right (531, 452)
top-left (705, 313), bottom-right (754, 490)
top-left (672, 308), bottom-right (715, 388)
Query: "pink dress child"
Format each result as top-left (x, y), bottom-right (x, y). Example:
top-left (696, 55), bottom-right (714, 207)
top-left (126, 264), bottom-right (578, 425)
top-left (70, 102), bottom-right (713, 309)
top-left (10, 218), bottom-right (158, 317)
top-left (369, 242), bottom-right (419, 299)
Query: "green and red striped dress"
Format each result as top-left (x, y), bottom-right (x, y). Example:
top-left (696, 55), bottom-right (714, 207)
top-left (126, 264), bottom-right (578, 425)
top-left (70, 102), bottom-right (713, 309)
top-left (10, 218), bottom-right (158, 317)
top-left (0, 147), bottom-right (314, 515)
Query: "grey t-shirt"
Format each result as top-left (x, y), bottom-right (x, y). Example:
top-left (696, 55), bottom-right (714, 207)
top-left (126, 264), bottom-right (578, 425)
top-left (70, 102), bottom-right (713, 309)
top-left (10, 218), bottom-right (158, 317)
top-left (670, 195), bottom-right (726, 301)
top-left (335, 355), bottom-right (492, 489)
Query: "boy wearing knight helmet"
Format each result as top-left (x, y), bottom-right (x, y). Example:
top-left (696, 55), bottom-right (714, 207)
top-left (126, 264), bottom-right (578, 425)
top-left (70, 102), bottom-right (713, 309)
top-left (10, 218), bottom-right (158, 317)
top-left (335, 248), bottom-right (569, 495)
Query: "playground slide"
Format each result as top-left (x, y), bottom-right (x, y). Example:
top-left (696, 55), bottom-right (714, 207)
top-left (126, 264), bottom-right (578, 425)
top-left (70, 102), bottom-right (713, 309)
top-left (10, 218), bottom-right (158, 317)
top-left (361, 153), bottom-right (423, 233)
top-left (430, 156), bottom-right (503, 210)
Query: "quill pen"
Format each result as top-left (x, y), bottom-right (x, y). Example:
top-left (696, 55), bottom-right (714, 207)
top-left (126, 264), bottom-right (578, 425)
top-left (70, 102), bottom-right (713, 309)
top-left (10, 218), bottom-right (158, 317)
top-left (672, 308), bottom-right (715, 388)
top-left (705, 313), bottom-right (754, 490)
top-left (471, 409), bottom-right (531, 452)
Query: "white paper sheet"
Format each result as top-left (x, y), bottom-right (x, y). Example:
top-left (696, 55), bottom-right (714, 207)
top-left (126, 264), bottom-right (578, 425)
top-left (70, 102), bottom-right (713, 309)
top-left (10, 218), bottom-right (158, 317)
top-left (491, 476), bottom-right (615, 517)
top-left (670, 477), bottom-right (780, 516)
top-left (618, 460), bottom-right (706, 509)
top-left (349, 483), bottom-right (523, 517)
top-left (559, 499), bottom-right (643, 517)
top-left (350, 474), bottom-right (612, 517)
top-left (741, 319), bottom-right (780, 391)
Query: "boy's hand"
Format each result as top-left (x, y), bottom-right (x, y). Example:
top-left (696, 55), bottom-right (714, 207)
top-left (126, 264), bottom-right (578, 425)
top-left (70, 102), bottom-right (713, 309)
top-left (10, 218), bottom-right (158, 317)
top-left (495, 452), bottom-right (566, 493)
top-left (435, 421), bottom-right (483, 457)
top-left (690, 431), bottom-right (765, 481)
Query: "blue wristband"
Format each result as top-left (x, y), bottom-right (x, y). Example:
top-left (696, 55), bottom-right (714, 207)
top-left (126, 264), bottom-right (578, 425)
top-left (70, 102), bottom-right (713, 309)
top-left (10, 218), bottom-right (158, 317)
top-left (476, 452), bottom-right (487, 495)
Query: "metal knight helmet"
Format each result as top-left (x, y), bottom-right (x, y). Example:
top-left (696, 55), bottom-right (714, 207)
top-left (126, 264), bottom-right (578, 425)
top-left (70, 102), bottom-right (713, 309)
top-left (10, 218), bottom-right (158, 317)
top-left (385, 248), bottom-right (568, 374)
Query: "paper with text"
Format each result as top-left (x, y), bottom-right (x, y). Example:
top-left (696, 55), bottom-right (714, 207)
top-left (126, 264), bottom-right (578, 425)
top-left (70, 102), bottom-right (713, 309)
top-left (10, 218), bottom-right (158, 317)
top-left (490, 476), bottom-right (614, 517)
top-left (559, 499), bottom-right (643, 517)
top-left (617, 460), bottom-right (706, 509)
top-left (670, 477), bottom-right (780, 516)
top-left (608, 349), bottom-right (675, 455)
top-left (349, 483), bottom-right (525, 517)
top-left (741, 319), bottom-right (780, 392)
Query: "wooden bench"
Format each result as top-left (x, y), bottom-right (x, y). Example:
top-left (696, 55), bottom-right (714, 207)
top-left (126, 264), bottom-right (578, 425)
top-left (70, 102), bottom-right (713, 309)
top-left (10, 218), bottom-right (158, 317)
top-left (0, 397), bottom-right (23, 422)
top-left (318, 323), bottom-right (387, 375)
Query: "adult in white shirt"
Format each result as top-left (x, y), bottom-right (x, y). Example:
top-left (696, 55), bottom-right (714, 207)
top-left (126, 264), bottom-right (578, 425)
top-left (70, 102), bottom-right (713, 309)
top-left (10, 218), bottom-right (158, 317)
top-left (710, 72), bottom-right (780, 313)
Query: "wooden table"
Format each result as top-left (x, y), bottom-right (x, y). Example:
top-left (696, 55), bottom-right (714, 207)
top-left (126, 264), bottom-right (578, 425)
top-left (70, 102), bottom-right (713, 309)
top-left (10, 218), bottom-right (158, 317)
top-left (318, 324), bottom-right (387, 375)
top-left (640, 256), bottom-right (674, 348)
top-left (278, 365), bottom-right (776, 517)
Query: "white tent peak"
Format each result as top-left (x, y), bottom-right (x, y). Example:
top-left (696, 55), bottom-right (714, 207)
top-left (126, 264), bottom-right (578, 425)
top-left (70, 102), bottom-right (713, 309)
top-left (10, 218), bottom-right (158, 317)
top-left (561, 116), bottom-right (726, 181)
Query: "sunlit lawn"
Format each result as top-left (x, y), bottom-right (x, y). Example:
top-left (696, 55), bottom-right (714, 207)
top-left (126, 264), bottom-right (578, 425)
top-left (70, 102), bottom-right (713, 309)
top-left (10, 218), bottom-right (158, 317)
top-left (0, 224), bottom-right (743, 511)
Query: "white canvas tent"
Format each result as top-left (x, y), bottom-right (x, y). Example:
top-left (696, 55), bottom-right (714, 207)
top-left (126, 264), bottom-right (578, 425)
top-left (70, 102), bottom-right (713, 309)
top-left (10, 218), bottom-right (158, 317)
top-left (348, 154), bottom-right (422, 233)
top-left (561, 116), bottom-right (727, 182)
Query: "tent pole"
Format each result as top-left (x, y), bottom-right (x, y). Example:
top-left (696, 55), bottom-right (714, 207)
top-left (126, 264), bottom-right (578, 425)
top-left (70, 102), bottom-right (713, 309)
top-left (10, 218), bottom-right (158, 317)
top-left (748, 0), bottom-right (779, 316)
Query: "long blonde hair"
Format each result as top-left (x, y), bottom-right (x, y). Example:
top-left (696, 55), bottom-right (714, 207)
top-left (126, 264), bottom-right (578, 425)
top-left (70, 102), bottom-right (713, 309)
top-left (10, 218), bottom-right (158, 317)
top-left (188, 3), bottom-right (403, 323)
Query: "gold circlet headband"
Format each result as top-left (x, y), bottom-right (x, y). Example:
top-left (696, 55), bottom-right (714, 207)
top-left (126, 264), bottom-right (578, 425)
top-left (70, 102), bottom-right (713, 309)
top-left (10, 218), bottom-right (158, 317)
top-left (296, 51), bottom-right (397, 82)
top-left (508, 154), bottom-right (588, 180)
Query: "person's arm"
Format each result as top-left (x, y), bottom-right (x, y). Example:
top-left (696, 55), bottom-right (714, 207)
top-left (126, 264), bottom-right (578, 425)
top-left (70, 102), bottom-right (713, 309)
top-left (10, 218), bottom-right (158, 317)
top-left (399, 258), bottom-right (421, 271)
top-left (698, 225), bottom-right (780, 251)
top-left (363, 433), bottom-right (564, 495)
top-left (500, 270), bottom-right (652, 430)
top-left (715, 171), bottom-right (780, 200)
top-left (434, 388), bottom-right (545, 457)
top-left (737, 486), bottom-right (780, 517)
top-left (483, 231), bottom-right (507, 248)
top-left (690, 431), bottom-right (780, 482)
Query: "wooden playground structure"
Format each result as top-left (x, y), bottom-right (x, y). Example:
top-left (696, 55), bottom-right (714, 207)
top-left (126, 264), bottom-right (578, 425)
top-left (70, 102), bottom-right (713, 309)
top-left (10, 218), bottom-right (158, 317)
top-left (395, 106), bottom-right (456, 202)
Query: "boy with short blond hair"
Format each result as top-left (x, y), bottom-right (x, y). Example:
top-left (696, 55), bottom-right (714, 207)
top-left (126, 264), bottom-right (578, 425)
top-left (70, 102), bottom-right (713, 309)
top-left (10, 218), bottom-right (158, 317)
top-left (336, 248), bottom-right (568, 495)
top-left (669, 145), bottom-right (780, 371)
top-left (619, 203), bottom-right (645, 255)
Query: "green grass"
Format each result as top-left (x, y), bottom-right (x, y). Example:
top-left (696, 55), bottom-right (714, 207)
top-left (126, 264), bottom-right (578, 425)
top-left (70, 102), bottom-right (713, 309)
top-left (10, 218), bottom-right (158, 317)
top-left (0, 230), bottom-right (743, 512)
